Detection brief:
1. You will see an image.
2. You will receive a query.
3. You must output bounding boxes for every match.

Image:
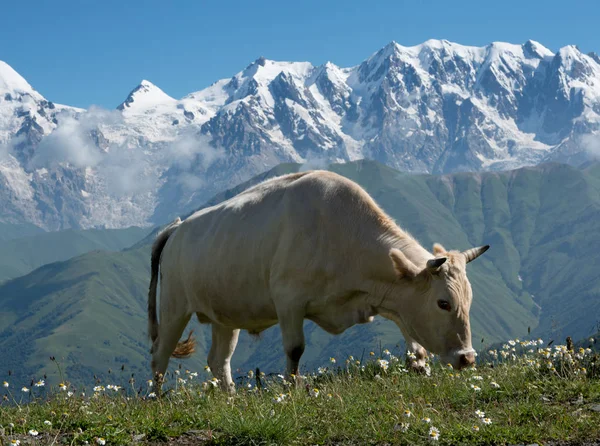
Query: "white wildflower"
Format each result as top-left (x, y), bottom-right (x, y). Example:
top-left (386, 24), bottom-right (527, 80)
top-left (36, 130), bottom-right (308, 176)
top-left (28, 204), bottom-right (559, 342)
top-left (376, 359), bottom-right (389, 371)
top-left (428, 426), bottom-right (440, 440)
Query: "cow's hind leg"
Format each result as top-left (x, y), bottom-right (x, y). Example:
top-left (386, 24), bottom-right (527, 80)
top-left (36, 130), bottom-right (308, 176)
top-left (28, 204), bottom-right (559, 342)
top-left (207, 323), bottom-right (239, 393)
top-left (277, 307), bottom-right (305, 381)
top-left (151, 313), bottom-right (192, 383)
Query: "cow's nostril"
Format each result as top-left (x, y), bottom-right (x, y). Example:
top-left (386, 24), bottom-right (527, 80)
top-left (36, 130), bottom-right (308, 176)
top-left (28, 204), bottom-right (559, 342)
top-left (459, 352), bottom-right (475, 368)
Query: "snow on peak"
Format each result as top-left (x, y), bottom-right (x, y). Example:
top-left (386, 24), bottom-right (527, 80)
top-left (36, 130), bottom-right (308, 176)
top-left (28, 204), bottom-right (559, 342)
top-left (523, 40), bottom-right (554, 59)
top-left (557, 45), bottom-right (582, 61)
top-left (239, 58), bottom-right (314, 85)
top-left (117, 80), bottom-right (176, 113)
top-left (0, 60), bottom-right (36, 94)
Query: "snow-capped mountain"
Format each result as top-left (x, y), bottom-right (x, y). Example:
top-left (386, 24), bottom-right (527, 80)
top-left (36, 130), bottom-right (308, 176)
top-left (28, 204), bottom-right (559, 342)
top-left (1, 40), bottom-right (600, 230)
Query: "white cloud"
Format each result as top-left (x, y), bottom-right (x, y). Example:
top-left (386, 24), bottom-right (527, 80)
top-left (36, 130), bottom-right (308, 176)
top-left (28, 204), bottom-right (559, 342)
top-left (299, 151), bottom-right (329, 172)
top-left (168, 131), bottom-right (222, 170)
top-left (581, 133), bottom-right (600, 159)
top-left (166, 131), bottom-right (223, 191)
top-left (29, 115), bottom-right (102, 169)
top-left (23, 108), bottom-right (225, 196)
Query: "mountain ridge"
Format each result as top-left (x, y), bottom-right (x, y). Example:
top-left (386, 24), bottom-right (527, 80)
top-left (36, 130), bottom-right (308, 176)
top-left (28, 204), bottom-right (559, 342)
top-left (1, 39), bottom-right (600, 230)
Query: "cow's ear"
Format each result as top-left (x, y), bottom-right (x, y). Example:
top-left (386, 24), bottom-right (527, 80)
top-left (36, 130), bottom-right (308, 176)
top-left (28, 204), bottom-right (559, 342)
top-left (433, 243), bottom-right (447, 256)
top-left (389, 249), bottom-right (420, 279)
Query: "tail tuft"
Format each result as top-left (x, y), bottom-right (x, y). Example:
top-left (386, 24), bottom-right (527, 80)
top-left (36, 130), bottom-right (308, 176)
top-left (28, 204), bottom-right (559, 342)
top-left (172, 331), bottom-right (196, 358)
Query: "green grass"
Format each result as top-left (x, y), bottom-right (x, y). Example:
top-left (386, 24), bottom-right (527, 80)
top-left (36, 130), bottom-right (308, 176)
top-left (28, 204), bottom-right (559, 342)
top-left (0, 222), bottom-right (45, 242)
top-left (1, 341), bottom-right (599, 445)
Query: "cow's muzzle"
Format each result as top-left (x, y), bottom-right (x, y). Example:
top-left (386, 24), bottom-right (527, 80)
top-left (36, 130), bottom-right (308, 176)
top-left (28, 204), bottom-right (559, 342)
top-left (442, 348), bottom-right (476, 370)
top-left (458, 351), bottom-right (476, 369)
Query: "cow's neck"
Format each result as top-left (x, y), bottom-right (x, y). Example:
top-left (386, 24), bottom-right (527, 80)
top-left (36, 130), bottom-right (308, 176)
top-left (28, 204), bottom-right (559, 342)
top-left (362, 227), bottom-right (430, 308)
top-left (382, 227), bottom-right (430, 268)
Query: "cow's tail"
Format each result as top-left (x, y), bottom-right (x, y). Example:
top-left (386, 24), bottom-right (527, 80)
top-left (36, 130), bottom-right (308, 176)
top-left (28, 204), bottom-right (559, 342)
top-left (148, 218), bottom-right (195, 358)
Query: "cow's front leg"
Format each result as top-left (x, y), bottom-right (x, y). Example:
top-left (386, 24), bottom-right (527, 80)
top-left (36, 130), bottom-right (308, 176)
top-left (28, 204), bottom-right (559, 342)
top-left (406, 337), bottom-right (429, 373)
top-left (277, 307), bottom-right (305, 382)
top-left (398, 328), bottom-right (428, 373)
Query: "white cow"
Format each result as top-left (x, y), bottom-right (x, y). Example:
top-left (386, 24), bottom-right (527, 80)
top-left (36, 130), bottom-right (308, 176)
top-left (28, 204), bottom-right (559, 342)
top-left (148, 170), bottom-right (489, 391)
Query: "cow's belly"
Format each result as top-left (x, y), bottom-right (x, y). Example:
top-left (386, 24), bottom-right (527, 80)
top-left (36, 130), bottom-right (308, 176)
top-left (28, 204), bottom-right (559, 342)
top-left (190, 286), bottom-right (279, 331)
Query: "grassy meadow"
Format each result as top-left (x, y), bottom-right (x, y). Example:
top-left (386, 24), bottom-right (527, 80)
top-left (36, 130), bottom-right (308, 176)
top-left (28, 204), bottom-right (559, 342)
top-left (1, 338), bottom-right (599, 445)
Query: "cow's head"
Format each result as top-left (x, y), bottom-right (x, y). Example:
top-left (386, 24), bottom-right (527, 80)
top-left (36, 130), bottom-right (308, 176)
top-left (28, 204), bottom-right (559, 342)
top-left (383, 244), bottom-right (489, 370)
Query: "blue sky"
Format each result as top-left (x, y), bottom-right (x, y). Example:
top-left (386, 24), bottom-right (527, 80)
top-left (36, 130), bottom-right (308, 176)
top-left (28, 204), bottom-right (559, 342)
top-left (2, 0), bottom-right (599, 109)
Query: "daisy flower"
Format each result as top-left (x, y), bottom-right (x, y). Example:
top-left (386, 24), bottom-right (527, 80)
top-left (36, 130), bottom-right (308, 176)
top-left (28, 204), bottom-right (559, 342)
top-left (35, 380), bottom-right (45, 387)
top-left (97, 438), bottom-right (106, 445)
top-left (472, 425), bottom-right (480, 432)
top-left (403, 409), bottom-right (412, 418)
top-left (475, 409), bottom-right (485, 418)
top-left (273, 393), bottom-right (286, 403)
top-left (44, 420), bottom-right (52, 426)
top-left (21, 386), bottom-right (29, 393)
top-left (2, 381), bottom-right (8, 388)
top-left (422, 417), bottom-right (431, 423)
top-left (482, 417), bottom-right (492, 425)
top-left (394, 422), bottom-right (410, 432)
top-left (309, 388), bottom-right (320, 398)
top-left (376, 359), bottom-right (389, 371)
top-left (428, 426), bottom-right (440, 440)
top-left (28, 430), bottom-right (39, 436)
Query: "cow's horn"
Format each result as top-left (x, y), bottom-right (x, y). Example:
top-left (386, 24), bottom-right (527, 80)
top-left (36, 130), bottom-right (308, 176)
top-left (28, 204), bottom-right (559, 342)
top-left (426, 257), bottom-right (447, 270)
top-left (462, 245), bottom-right (490, 263)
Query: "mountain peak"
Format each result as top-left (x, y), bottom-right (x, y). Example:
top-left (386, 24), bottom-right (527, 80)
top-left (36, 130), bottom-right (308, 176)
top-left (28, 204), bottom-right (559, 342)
top-left (117, 79), bottom-right (176, 112)
top-left (523, 40), bottom-right (554, 59)
top-left (0, 60), bottom-right (35, 93)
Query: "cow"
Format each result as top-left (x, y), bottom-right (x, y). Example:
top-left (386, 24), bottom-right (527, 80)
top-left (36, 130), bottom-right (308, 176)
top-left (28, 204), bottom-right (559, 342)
top-left (148, 170), bottom-right (489, 392)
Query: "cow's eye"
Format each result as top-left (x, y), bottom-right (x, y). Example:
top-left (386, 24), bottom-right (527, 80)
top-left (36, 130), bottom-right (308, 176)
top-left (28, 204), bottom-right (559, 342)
top-left (437, 300), bottom-right (451, 312)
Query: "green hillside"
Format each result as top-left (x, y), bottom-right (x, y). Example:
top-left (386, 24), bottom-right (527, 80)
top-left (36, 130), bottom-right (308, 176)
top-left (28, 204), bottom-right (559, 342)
top-left (0, 226), bottom-right (151, 282)
top-left (1, 161), bottom-right (599, 386)
top-left (0, 221), bottom-right (45, 241)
